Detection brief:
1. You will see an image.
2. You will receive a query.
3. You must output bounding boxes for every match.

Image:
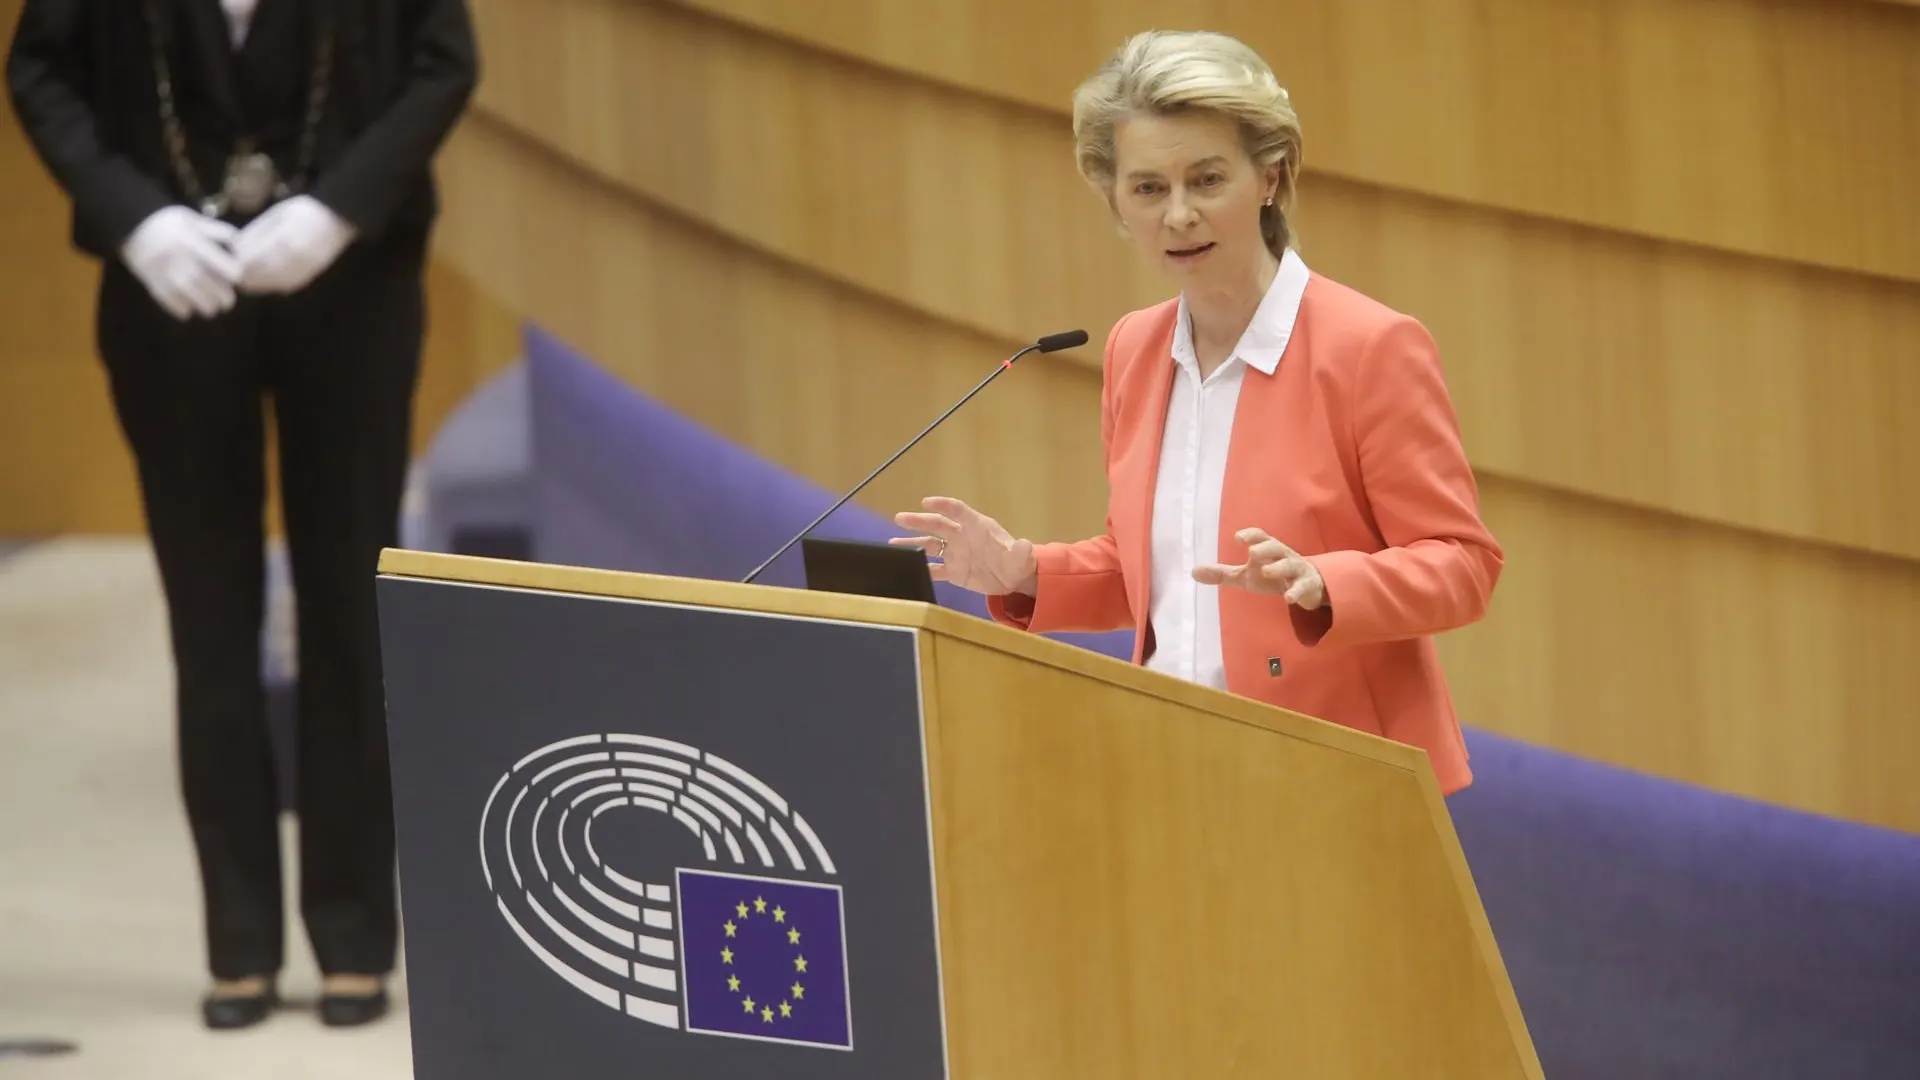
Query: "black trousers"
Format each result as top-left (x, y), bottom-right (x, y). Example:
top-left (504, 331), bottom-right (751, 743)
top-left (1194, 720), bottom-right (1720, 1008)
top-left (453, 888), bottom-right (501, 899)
top-left (95, 235), bottom-right (425, 981)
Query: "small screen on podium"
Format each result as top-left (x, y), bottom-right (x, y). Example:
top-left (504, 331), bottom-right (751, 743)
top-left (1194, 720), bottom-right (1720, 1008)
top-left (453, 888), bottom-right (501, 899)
top-left (800, 538), bottom-right (938, 604)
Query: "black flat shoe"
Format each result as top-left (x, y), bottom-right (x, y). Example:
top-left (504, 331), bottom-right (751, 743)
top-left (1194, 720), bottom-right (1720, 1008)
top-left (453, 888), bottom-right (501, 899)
top-left (318, 987), bottom-right (389, 1028)
top-left (201, 987), bottom-right (276, 1031)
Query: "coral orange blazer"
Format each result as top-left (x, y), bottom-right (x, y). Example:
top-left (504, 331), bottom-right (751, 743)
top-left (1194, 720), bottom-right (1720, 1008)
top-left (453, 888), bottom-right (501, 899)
top-left (988, 272), bottom-right (1502, 794)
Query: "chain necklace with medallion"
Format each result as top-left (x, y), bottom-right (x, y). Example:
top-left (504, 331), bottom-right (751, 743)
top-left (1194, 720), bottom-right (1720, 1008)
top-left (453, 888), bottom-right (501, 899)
top-left (140, 0), bottom-right (334, 219)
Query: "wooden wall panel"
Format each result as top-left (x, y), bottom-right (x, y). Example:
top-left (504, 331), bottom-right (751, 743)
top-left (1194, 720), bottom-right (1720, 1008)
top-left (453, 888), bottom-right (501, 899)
top-left (0, 9), bottom-right (141, 535)
top-left (473, 0), bottom-right (1147, 345)
top-left (1311, 193), bottom-right (1920, 565)
top-left (468, 0), bottom-right (1920, 562)
top-left (432, 113), bottom-right (1920, 834)
top-left (670, 0), bottom-right (1920, 284)
top-left (432, 118), bottom-right (1112, 548)
top-left (1442, 477), bottom-right (1920, 831)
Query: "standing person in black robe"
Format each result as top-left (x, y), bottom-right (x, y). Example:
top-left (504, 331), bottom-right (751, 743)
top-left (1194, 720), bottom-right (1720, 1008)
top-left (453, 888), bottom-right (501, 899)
top-left (6, 0), bottom-right (477, 1031)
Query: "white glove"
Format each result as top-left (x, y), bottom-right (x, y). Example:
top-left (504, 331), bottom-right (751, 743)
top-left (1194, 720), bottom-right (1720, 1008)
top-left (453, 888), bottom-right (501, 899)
top-left (233, 195), bottom-right (357, 296)
top-left (118, 206), bottom-right (242, 321)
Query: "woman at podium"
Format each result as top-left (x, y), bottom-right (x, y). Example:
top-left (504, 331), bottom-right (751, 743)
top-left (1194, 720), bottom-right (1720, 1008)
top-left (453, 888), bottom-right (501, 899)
top-left (893, 29), bottom-right (1501, 795)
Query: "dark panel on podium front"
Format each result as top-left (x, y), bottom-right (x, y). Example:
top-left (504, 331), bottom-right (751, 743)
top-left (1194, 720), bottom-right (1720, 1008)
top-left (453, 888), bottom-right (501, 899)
top-left (376, 576), bottom-right (947, 1079)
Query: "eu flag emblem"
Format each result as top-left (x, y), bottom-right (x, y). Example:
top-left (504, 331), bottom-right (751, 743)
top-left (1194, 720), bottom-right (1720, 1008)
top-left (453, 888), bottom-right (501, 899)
top-left (676, 868), bottom-right (853, 1050)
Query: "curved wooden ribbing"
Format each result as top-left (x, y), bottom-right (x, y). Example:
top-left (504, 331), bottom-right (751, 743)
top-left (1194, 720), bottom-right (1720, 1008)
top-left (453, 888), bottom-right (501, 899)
top-left (469, 0), bottom-right (1920, 561)
top-left (1440, 476), bottom-right (1920, 834)
top-left (432, 114), bottom-right (1920, 833)
top-left (667, 0), bottom-right (1920, 285)
top-left (433, 114), bottom-right (1113, 548)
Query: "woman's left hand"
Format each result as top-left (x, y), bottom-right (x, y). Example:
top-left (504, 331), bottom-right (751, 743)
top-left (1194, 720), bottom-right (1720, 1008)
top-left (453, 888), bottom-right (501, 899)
top-left (1192, 527), bottom-right (1327, 609)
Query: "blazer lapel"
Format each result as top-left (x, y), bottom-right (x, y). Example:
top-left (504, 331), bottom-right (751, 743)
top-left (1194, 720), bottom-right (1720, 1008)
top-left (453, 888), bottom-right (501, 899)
top-left (1219, 357), bottom-right (1282, 563)
top-left (178, 0), bottom-right (242, 125)
top-left (1217, 277), bottom-right (1311, 565)
top-left (1121, 321), bottom-right (1179, 634)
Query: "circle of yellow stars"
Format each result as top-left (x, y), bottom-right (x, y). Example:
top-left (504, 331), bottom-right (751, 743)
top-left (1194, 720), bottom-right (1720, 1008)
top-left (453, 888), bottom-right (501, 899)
top-left (720, 894), bottom-right (808, 1025)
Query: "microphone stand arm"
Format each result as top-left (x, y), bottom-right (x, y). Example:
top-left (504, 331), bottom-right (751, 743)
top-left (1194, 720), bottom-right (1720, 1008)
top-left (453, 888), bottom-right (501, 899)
top-left (739, 342), bottom-right (1042, 585)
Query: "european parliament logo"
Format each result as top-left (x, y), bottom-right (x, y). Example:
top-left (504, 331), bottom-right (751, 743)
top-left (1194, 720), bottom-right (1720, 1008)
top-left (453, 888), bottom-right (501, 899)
top-left (479, 732), bottom-right (854, 1051)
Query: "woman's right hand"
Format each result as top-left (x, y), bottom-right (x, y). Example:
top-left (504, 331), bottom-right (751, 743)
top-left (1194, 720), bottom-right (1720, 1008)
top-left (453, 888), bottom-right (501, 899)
top-left (891, 496), bottom-right (1039, 597)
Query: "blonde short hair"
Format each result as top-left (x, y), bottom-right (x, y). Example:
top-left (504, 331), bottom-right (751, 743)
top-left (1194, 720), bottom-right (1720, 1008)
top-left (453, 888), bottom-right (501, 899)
top-left (1071, 30), bottom-right (1304, 258)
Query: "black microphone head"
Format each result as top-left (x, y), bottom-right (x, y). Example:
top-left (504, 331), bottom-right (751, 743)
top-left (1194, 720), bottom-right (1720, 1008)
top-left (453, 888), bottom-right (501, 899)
top-left (1036, 329), bottom-right (1090, 353)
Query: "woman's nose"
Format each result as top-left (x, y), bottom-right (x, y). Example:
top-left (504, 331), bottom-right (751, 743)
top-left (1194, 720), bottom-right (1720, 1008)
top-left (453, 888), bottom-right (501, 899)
top-left (1164, 193), bottom-right (1198, 229)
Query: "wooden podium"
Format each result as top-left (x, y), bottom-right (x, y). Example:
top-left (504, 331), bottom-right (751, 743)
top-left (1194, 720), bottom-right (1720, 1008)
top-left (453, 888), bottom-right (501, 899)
top-left (375, 549), bottom-right (1541, 1079)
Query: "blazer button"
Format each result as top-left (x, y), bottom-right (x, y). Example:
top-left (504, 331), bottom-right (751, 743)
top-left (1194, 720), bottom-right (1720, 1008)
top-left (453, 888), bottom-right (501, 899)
top-left (1267, 656), bottom-right (1283, 677)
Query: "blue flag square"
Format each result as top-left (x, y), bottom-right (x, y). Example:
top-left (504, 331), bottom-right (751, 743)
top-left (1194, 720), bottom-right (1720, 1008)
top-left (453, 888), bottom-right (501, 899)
top-left (676, 868), bottom-right (853, 1050)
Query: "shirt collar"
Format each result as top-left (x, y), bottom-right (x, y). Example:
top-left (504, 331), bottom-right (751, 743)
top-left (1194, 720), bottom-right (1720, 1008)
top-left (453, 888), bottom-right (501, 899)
top-left (1170, 247), bottom-right (1310, 377)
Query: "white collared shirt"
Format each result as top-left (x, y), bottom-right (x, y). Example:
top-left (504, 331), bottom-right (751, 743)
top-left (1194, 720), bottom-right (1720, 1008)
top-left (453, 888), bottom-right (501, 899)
top-left (223, 0), bottom-right (259, 47)
top-left (1144, 249), bottom-right (1311, 690)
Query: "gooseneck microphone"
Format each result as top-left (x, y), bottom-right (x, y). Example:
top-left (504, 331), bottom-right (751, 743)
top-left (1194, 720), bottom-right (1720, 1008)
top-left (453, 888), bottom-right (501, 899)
top-left (739, 329), bottom-right (1090, 585)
